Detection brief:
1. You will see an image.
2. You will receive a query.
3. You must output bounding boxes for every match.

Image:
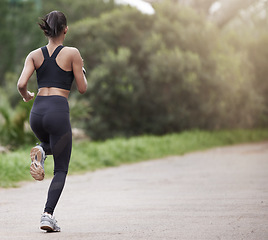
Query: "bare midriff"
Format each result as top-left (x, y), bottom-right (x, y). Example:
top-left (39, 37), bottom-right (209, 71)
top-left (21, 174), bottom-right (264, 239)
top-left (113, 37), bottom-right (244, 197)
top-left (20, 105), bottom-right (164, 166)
top-left (37, 87), bottom-right (70, 99)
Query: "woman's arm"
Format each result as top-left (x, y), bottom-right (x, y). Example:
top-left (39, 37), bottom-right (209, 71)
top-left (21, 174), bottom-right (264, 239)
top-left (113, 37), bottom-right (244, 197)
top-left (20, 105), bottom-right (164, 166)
top-left (17, 53), bottom-right (35, 102)
top-left (72, 48), bottom-right (87, 94)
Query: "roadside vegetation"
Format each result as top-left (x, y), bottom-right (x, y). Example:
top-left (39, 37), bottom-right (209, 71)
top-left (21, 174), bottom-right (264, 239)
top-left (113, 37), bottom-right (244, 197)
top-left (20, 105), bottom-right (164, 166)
top-left (1, 129), bottom-right (267, 188)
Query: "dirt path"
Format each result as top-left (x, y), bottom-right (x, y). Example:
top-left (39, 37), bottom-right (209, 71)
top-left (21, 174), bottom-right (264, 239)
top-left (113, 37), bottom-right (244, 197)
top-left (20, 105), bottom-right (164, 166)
top-left (0, 142), bottom-right (268, 240)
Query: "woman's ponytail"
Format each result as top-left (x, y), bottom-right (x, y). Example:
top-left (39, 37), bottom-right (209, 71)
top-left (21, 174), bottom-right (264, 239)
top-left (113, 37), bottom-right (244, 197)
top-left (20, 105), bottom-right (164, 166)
top-left (38, 11), bottom-right (67, 38)
top-left (38, 18), bottom-right (52, 37)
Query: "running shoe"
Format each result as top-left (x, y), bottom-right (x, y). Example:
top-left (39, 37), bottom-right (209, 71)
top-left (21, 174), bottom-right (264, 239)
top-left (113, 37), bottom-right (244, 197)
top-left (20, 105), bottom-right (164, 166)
top-left (30, 145), bottom-right (46, 181)
top-left (40, 213), bottom-right (61, 232)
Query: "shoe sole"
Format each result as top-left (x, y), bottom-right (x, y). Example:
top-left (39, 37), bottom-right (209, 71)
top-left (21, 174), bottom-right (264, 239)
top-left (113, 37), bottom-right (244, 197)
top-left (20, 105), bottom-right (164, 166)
top-left (40, 221), bottom-right (60, 232)
top-left (30, 147), bottom-right (45, 181)
top-left (40, 224), bottom-right (53, 232)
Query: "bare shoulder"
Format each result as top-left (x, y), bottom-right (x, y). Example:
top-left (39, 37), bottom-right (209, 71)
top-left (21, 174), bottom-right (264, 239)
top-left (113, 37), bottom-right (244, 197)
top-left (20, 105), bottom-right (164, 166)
top-left (26, 48), bottom-right (42, 61)
top-left (63, 47), bottom-right (82, 64)
top-left (64, 46), bottom-right (81, 56)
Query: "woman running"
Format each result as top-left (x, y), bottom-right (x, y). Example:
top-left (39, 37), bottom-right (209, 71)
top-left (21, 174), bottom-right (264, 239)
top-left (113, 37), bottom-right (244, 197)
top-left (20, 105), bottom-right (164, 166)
top-left (17, 11), bottom-right (87, 232)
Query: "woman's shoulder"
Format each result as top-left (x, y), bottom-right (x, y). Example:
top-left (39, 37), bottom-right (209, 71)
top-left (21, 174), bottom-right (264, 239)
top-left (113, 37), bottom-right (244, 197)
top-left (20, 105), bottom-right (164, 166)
top-left (63, 46), bottom-right (82, 59)
top-left (63, 46), bottom-right (80, 54)
top-left (26, 48), bottom-right (43, 60)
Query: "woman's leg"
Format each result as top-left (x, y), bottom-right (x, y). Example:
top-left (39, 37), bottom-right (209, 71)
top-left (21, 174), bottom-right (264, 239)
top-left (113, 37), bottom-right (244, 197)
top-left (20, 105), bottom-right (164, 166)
top-left (43, 112), bottom-right (72, 215)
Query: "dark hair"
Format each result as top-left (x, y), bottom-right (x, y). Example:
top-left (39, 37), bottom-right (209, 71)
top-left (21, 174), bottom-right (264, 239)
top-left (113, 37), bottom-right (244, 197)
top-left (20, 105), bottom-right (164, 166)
top-left (38, 11), bottom-right (67, 38)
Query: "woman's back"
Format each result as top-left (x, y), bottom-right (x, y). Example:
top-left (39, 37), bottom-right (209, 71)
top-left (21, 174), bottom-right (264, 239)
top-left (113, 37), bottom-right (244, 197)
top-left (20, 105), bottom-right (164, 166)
top-left (22, 43), bottom-right (87, 98)
top-left (32, 45), bottom-right (77, 72)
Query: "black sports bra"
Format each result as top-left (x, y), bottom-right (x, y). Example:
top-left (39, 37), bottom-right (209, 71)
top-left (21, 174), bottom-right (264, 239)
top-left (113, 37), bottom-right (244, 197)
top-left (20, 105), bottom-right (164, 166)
top-left (36, 45), bottom-right (74, 91)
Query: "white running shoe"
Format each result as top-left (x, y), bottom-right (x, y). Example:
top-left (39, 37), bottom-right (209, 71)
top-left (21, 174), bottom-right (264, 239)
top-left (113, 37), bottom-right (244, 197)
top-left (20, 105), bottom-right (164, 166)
top-left (30, 145), bottom-right (46, 181)
top-left (40, 213), bottom-right (61, 232)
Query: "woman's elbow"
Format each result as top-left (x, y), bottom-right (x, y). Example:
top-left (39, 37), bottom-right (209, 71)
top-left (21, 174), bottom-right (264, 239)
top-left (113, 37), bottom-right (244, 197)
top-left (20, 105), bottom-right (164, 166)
top-left (78, 85), bottom-right (87, 94)
top-left (79, 89), bottom-right (87, 94)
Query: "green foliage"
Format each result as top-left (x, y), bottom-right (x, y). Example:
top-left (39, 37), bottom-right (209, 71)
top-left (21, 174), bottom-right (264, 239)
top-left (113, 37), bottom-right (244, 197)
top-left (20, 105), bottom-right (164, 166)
top-left (66, 1), bottom-right (262, 139)
top-left (0, 0), bottom-right (13, 82)
top-left (42, 0), bottom-right (116, 22)
top-left (68, 94), bottom-right (92, 129)
top-left (84, 47), bottom-right (143, 139)
top-left (0, 0), bottom-right (44, 86)
top-left (0, 87), bottom-right (35, 147)
top-left (1, 129), bottom-right (268, 187)
top-left (0, 149), bottom-right (32, 187)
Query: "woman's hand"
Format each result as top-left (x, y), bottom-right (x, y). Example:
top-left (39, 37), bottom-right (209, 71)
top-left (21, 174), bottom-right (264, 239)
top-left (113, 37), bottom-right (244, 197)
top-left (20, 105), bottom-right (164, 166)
top-left (23, 91), bottom-right (35, 102)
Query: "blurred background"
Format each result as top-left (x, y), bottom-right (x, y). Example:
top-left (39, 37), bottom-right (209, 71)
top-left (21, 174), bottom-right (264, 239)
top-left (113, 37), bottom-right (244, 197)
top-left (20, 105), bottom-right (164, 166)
top-left (0, 0), bottom-right (268, 148)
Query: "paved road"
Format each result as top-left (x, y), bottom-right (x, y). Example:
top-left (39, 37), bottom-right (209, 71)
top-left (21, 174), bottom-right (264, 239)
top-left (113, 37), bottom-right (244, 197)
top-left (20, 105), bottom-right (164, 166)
top-left (0, 142), bottom-right (268, 240)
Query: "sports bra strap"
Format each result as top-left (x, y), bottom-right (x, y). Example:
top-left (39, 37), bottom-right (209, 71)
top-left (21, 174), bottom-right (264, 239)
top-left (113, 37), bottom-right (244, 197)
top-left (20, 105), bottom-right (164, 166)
top-left (51, 45), bottom-right (64, 59)
top-left (41, 45), bottom-right (64, 59)
top-left (41, 46), bottom-right (49, 59)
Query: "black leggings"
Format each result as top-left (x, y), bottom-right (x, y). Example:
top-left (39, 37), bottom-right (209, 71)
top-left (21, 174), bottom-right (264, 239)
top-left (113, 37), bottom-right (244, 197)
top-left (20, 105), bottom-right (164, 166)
top-left (30, 95), bottom-right (72, 215)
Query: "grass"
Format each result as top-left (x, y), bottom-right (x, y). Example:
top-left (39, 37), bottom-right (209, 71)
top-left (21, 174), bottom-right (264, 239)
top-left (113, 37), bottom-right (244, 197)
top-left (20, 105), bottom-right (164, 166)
top-left (0, 128), bottom-right (268, 188)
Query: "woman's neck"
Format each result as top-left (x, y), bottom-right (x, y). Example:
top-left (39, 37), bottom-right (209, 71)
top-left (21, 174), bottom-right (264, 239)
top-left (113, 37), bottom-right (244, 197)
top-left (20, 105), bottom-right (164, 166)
top-left (47, 36), bottom-right (64, 47)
